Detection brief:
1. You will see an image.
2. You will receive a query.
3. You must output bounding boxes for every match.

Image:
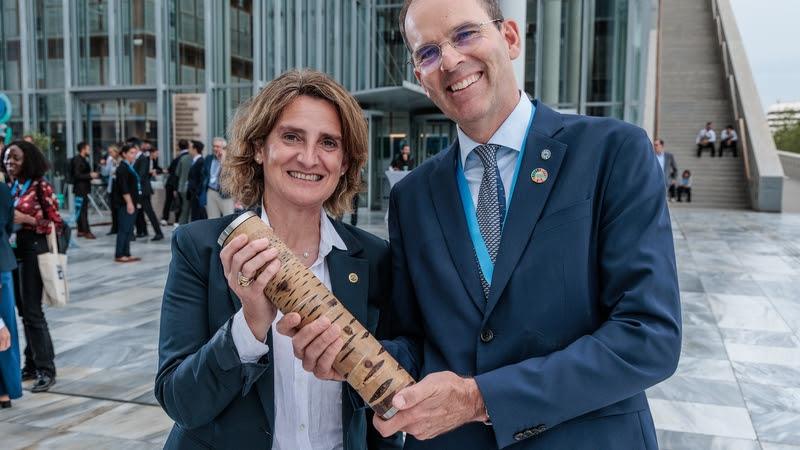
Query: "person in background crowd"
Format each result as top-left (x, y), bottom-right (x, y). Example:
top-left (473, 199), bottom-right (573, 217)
top-left (187, 140), bottom-right (207, 222)
top-left (696, 121), bottom-right (716, 157)
top-left (203, 137), bottom-right (235, 218)
top-left (719, 124), bottom-right (738, 157)
top-left (0, 180), bottom-right (21, 408)
top-left (654, 138), bottom-right (678, 201)
top-left (4, 140), bottom-right (63, 393)
top-left (103, 144), bottom-right (121, 235)
top-left (390, 144), bottom-right (416, 170)
top-left (113, 144), bottom-right (141, 263)
top-left (70, 141), bottom-right (99, 239)
top-left (677, 170), bottom-right (693, 203)
top-left (174, 140), bottom-right (193, 226)
top-left (162, 140), bottom-right (190, 226)
top-left (132, 138), bottom-right (164, 241)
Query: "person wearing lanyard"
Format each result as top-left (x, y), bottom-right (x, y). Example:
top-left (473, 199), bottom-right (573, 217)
top-left (113, 143), bottom-right (142, 263)
top-left (3, 141), bottom-right (63, 393)
top-left (0, 180), bottom-right (21, 408)
top-left (290, 1), bottom-right (681, 449)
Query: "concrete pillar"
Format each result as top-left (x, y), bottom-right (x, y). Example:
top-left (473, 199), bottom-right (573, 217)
top-left (541, 0), bottom-right (562, 105)
top-left (499, 0), bottom-right (527, 90)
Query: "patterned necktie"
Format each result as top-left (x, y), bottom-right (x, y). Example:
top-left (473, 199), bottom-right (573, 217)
top-left (473, 144), bottom-right (503, 298)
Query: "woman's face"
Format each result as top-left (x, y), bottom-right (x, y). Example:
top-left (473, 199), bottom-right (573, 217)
top-left (4, 146), bottom-right (24, 179)
top-left (259, 95), bottom-right (348, 212)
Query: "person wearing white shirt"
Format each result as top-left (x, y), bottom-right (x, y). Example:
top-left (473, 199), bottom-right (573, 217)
top-left (156, 70), bottom-right (402, 450)
top-left (719, 125), bottom-right (739, 157)
top-left (696, 121), bottom-right (717, 157)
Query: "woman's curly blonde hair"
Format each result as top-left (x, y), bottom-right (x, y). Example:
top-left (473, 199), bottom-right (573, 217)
top-left (221, 69), bottom-right (368, 218)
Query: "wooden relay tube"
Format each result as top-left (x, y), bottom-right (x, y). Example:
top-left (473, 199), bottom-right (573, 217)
top-left (218, 211), bottom-right (415, 419)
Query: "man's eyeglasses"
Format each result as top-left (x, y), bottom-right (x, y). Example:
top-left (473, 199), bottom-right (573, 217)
top-left (410, 19), bottom-right (503, 74)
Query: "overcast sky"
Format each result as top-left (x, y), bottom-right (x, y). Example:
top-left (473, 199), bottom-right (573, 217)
top-left (730, 0), bottom-right (800, 109)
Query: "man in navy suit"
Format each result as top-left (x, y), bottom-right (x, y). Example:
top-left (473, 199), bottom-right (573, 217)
top-left (290, 0), bottom-right (681, 449)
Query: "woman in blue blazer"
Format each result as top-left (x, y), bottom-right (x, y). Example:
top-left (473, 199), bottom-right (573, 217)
top-left (155, 70), bottom-right (401, 449)
top-left (0, 179), bottom-right (21, 408)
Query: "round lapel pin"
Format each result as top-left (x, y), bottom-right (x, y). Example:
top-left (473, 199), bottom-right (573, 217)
top-left (531, 168), bottom-right (549, 184)
top-left (541, 149), bottom-right (552, 160)
top-left (348, 273), bottom-right (359, 283)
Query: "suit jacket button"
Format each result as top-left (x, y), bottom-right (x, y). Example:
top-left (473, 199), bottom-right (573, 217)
top-left (514, 432), bottom-right (525, 441)
top-left (480, 329), bottom-right (494, 343)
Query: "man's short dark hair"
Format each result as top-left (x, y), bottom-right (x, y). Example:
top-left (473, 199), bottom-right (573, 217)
top-left (191, 140), bottom-right (205, 154)
top-left (178, 139), bottom-right (189, 151)
top-left (727, 124), bottom-right (734, 129)
top-left (398, 0), bottom-right (504, 51)
top-left (77, 141), bottom-right (89, 153)
top-left (120, 143), bottom-right (136, 155)
top-left (656, 138), bottom-right (665, 146)
top-left (706, 122), bottom-right (713, 127)
top-left (126, 136), bottom-right (142, 148)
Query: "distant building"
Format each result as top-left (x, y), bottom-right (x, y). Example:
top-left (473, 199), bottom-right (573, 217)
top-left (767, 102), bottom-right (800, 132)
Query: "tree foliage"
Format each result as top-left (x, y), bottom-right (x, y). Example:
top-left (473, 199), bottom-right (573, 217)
top-left (774, 120), bottom-right (800, 154)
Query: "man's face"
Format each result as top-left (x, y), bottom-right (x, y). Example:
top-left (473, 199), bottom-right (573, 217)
top-left (80, 146), bottom-right (90, 157)
top-left (404, 0), bottom-right (521, 130)
top-left (213, 141), bottom-right (224, 158)
top-left (653, 140), bottom-right (663, 155)
top-left (402, 145), bottom-right (410, 156)
top-left (706, 123), bottom-right (713, 130)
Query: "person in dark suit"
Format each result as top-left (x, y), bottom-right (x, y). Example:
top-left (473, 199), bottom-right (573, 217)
top-left (70, 141), bottom-right (98, 239)
top-left (0, 180), bottom-right (21, 408)
top-left (202, 138), bottom-right (235, 218)
top-left (292, 1), bottom-right (681, 449)
top-left (132, 138), bottom-right (164, 240)
top-left (390, 144), bottom-right (416, 171)
top-left (186, 140), bottom-right (207, 222)
top-left (156, 70), bottom-right (401, 450)
top-left (162, 140), bottom-right (189, 225)
top-left (654, 138), bottom-right (679, 200)
top-left (112, 144), bottom-right (141, 263)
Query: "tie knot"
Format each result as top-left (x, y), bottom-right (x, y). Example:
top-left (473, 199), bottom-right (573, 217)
top-left (473, 144), bottom-right (499, 170)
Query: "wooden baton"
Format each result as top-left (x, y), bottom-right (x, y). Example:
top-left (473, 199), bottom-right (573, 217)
top-left (218, 211), bottom-right (414, 419)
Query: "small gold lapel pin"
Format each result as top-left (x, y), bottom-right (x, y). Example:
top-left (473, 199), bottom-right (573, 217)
top-left (348, 273), bottom-right (359, 283)
top-left (531, 168), bottom-right (549, 184)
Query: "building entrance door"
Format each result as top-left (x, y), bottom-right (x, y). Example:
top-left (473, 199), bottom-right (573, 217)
top-left (79, 97), bottom-right (158, 164)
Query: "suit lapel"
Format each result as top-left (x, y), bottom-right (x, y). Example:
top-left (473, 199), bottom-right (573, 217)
top-left (326, 221), bottom-right (369, 448)
top-left (485, 103), bottom-right (567, 320)
top-left (429, 145), bottom-right (485, 312)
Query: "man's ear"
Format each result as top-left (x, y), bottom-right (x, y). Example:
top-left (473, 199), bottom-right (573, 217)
top-left (502, 19), bottom-right (522, 60)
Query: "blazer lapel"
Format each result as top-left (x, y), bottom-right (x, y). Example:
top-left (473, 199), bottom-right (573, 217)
top-left (429, 145), bottom-right (485, 312)
top-left (326, 222), bottom-right (369, 448)
top-left (485, 102), bottom-right (567, 320)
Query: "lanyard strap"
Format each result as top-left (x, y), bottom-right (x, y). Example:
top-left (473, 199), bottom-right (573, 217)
top-left (11, 179), bottom-right (32, 207)
top-left (124, 161), bottom-right (142, 194)
top-left (455, 108), bottom-right (535, 286)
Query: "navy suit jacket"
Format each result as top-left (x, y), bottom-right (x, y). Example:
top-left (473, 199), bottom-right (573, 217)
top-left (155, 212), bottom-right (402, 450)
top-left (383, 102), bottom-right (681, 449)
top-left (202, 155), bottom-right (231, 200)
top-left (0, 183), bottom-right (16, 272)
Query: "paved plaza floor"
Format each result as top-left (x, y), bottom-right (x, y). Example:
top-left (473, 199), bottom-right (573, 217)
top-left (0, 208), bottom-right (799, 449)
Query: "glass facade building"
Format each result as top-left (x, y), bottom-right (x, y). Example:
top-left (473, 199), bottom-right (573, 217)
top-left (0, 0), bottom-right (655, 210)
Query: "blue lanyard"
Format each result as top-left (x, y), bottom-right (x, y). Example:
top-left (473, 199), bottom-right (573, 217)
top-left (455, 107), bottom-right (535, 287)
top-left (10, 179), bottom-right (32, 207)
top-left (124, 161), bottom-right (142, 194)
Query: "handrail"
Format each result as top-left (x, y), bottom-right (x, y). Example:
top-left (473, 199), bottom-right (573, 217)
top-left (710, 0), bottom-right (784, 211)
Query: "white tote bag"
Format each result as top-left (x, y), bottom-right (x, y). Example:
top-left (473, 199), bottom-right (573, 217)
top-left (38, 226), bottom-right (69, 307)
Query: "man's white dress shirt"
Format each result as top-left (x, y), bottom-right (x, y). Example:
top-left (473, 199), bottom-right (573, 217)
top-left (458, 92), bottom-right (533, 207)
top-left (696, 128), bottom-right (716, 144)
top-left (721, 129), bottom-right (738, 142)
top-left (231, 209), bottom-right (346, 450)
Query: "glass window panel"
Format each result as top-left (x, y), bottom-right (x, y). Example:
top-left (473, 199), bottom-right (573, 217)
top-left (524, 0), bottom-right (538, 97)
top-left (34, 0), bottom-right (65, 88)
top-left (587, 0), bottom-right (628, 105)
top-left (169, 0), bottom-right (205, 86)
top-left (1, 1), bottom-right (22, 90)
top-left (75, 0), bottom-right (110, 86)
top-left (120, 0), bottom-right (157, 85)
